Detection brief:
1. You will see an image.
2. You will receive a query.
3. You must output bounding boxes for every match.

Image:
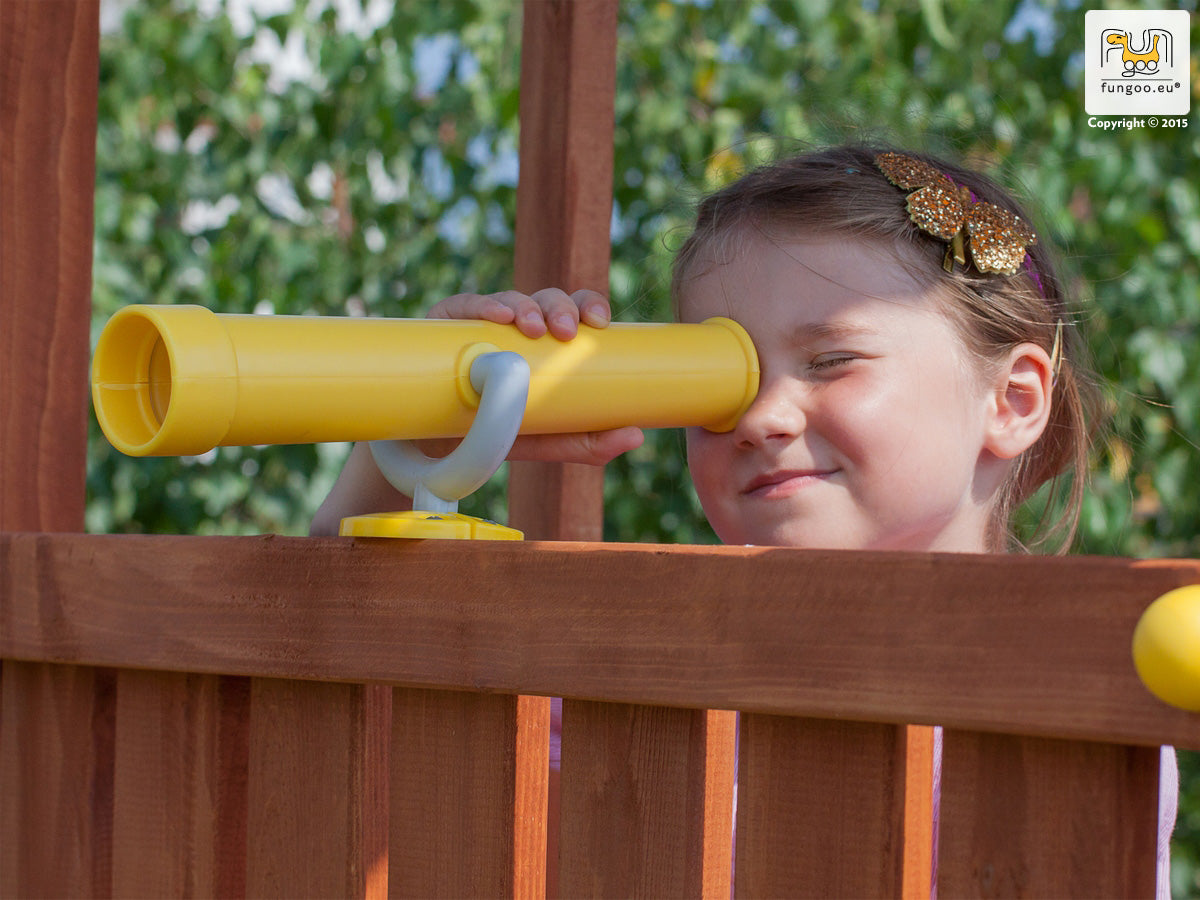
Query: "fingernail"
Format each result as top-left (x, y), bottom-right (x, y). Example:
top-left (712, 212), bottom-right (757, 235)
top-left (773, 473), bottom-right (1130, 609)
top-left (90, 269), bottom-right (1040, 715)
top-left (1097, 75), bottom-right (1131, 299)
top-left (582, 306), bottom-right (609, 327)
top-left (552, 313), bottom-right (576, 333)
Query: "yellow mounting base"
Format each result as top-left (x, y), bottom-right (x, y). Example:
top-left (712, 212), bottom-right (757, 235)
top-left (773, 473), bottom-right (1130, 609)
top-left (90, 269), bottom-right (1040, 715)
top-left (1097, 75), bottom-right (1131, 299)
top-left (339, 511), bottom-right (523, 541)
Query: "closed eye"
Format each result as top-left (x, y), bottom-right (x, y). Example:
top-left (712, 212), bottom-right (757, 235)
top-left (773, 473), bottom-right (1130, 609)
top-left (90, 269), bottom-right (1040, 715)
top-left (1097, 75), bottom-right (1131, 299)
top-left (809, 353), bottom-right (858, 371)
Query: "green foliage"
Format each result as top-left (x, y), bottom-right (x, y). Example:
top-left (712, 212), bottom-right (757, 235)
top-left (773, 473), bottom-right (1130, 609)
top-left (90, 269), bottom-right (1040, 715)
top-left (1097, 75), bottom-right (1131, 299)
top-left (92, 0), bottom-right (1199, 888)
top-left (91, 0), bottom-right (523, 533)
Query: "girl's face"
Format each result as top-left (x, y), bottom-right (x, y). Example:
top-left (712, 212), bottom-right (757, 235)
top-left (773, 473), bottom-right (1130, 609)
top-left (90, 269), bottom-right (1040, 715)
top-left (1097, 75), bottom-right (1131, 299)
top-left (681, 234), bottom-right (1006, 552)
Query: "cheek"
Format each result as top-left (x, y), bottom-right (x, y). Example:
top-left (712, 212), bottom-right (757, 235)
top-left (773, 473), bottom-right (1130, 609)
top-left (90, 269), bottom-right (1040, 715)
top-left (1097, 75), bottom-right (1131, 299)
top-left (685, 427), bottom-right (719, 480)
top-left (813, 378), bottom-right (900, 460)
top-left (685, 429), bottom-right (730, 503)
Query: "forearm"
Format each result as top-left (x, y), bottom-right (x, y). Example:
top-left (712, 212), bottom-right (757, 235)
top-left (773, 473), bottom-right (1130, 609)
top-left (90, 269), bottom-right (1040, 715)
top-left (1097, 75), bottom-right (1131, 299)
top-left (309, 442), bottom-right (411, 536)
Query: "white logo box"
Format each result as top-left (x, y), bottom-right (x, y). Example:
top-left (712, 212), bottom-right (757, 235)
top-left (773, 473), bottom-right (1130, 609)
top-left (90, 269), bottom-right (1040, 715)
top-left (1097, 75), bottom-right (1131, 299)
top-left (1085, 9), bottom-right (1191, 116)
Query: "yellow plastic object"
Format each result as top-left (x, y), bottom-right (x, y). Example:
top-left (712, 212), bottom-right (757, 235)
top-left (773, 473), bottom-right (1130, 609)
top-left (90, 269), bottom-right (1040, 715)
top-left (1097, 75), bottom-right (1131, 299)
top-left (339, 511), bottom-right (523, 541)
top-left (1132, 585), bottom-right (1200, 712)
top-left (92, 305), bottom-right (759, 457)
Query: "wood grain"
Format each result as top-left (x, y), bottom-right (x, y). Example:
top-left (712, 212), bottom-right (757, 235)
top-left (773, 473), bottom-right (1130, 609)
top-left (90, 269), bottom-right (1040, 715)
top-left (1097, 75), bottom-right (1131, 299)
top-left (509, 0), bottom-right (619, 541)
top-left (902, 725), bottom-right (936, 898)
top-left (0, 5), bottom-right (105, 893)
top-left (734, 715), bottom-right (911, 897)
top-left (514, 694), bottom-right (552, 900)
top-left (0, 0), bottom-right (97, 532)
top-left (4, 534), bottom-right (1200, 751)
top-left (558, 702), bottom-right (735, 897)
top-left (0, 662), bottom-right (114, 897)
top-left (245, 678), bottom-right (389, 899)
top-left (111, 671), bottom-right (250, 898)
top-left (937, 730), bottom-right (1161, 896)
top-left (388, 689), bottom-right (548, 898)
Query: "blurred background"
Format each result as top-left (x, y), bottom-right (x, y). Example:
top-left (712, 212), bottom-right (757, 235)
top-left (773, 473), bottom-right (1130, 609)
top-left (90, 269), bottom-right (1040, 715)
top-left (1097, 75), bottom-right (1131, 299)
top-left (91, 0), bottom-right (1199, 890)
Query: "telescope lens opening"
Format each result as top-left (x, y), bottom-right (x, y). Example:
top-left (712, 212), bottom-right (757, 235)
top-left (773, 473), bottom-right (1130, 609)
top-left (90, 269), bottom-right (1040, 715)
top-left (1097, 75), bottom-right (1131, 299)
top-left (148, 338), bottom-right (172, 425)
top-left (92, 310), bottom-right (174, 453)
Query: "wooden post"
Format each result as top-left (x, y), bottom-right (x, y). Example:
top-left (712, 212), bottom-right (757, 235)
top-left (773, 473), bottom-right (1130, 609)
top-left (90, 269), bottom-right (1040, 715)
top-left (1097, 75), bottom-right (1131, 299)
top-left (0, 3), bottom-right (105, 896)
top-left (0, 0), bottom-right (94, 529)
top-left (510, 0), bottom-right (618, 543)
top-left (511, 5), bottom-right (737, 896)
top-left (510, 3), bottom-right (618, 895)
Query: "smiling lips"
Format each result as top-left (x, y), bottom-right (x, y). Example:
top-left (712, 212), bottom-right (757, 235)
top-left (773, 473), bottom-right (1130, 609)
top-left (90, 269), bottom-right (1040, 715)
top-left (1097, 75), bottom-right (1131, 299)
top-left (743, 468), bottom-right (839, 498)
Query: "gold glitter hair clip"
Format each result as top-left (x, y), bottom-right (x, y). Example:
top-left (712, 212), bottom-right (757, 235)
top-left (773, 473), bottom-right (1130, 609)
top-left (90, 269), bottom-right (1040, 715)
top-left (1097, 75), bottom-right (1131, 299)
top-left (874, 152), bottom-right (1037, 276)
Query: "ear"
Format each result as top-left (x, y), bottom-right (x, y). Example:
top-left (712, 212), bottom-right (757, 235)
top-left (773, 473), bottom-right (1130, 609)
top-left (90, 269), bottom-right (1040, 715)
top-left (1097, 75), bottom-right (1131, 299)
top-left (983, 342), bottom-right (1054, 461)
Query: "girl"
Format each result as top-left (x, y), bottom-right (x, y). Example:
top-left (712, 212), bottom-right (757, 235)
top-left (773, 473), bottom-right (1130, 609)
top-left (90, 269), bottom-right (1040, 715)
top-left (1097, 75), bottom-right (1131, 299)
top-left (314, 145), bottom-right (1080, 553)
top-left (310, 144), bottom-right (1175, 891)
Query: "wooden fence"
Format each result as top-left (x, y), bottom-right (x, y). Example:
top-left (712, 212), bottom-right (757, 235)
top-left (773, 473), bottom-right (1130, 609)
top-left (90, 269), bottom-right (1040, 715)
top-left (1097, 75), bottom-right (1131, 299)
top-left (4, 536), bottom-right (1200, 896)
top-left (2, 1), bottom-right (1198, 897)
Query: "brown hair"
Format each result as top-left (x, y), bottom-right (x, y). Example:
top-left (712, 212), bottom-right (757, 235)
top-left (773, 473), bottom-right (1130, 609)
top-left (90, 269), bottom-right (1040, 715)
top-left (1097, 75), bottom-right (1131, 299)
top-left (670, 144), bottom-right (1099, 553)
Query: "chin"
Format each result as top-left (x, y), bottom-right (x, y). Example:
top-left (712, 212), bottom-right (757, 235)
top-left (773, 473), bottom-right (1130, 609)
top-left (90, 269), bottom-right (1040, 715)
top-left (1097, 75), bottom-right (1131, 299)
top-left (720, 524), bottom-right (863, 550)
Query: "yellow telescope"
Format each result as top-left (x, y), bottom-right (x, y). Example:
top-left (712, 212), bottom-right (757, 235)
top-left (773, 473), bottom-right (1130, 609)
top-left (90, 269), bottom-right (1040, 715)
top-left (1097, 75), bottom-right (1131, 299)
top-left (92, 304), bottom-right (759, 538)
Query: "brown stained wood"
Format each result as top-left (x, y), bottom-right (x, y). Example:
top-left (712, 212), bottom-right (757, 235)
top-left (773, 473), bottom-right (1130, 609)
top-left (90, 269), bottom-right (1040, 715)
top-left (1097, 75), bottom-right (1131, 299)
top-left (558, 701), bottom-right (734, 898)
top-left (514, 694), bottom-right (552, 900)
top-left (245, 678), bottom-right (389, 899)
top-left (734, 715), bottom-right (910, 898)
top-left (513, 0), bottom-right (618, 295)
top-left (4, 534), bottom-right (1200, 751)
top-left (0, 4), bottom-right (106, 894)
top-left (702, 709), bottom-right (737, 898)
top-left (510, 463), bottom-right (605, 542)
top-left (0, 0), bottom-right (97, 533)
top-left (0, 3), bottom-right (106, 890)
top-left (901, 725), bottom-right (936, 899)
top-left (0, 663), bottom-right (115, 898)
top-left (364, 683), bottom-right (392, 900)
top-left (937, 730), bottom-right (1161, 897)
top-left (388, 689), bottom-right (547, 898)
top-left (111, 671), bottom-right (250, 898)
top-left (509, 0), bottom-right (619, 541)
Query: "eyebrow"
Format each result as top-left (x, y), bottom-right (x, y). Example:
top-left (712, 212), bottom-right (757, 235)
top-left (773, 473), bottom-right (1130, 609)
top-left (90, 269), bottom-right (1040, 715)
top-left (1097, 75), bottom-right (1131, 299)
top-left (790, 321), bottom-right (880, 344)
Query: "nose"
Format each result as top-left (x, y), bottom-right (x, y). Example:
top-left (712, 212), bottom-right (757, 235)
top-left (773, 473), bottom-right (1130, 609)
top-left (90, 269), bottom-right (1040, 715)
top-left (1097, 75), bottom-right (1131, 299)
top-left (731, 375), bottom-right (804, 448)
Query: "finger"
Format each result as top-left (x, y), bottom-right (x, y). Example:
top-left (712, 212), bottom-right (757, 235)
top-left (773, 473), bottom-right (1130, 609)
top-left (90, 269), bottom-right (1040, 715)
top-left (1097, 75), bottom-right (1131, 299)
top-left (508, 426), bottom-right (644, 466)
top-left (417, 427), bottom-right (642, 468)
top-left (531, 287), bottom-right (582, 340)
top-left (428, 293), bottom-right (518, 324)
top-left (572, 290), bottom-right (612, 329)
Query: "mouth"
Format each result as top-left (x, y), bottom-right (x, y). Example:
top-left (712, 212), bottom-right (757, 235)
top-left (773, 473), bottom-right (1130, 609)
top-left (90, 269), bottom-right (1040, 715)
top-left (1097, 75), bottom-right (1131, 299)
top-left (742, 468), bottom-right (839, 498)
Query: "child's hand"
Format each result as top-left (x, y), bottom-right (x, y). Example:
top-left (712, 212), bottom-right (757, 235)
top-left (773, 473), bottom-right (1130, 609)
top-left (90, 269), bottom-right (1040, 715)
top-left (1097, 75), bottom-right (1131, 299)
top-left (424, 288), bottom-right (641, 465)
top-left (310, 289), bottom-right (637, 533)
top-left (429, 288), bottom-right (611, 341)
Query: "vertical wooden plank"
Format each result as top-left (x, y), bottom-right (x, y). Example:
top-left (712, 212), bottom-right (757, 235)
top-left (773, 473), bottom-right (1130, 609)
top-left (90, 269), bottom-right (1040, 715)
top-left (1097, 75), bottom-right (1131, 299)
top-left (110, 672), bottom-right (250, 898)
top-left (514, 694), bottom-right (553, 899)
top-left (558, 701), bottom-right (735, 898)
top-left (0, 664), bottom-right (115, 897)
top-left (702, 709), bottom-right (737, 898)
top-left (0, 0), bottom-right (96, 529)
top-left (902, 724), bottom-right (936, 899)
top-left (938, 730), bottom-right (1160, 897)
top-left (511, 3), bottom-right (619, 889)
top-left (510, 4), bottom-right (619, 890)
top-left (509, 0), bottom-right (618, 541)
top-left (0, 2), bottom-right (106, 895)
top-left (734, 715), bottom-right (919, 898)
top-left (388, 689), bottom-right (549, 898)
top-left (246, 679), bottom-right (390, 899)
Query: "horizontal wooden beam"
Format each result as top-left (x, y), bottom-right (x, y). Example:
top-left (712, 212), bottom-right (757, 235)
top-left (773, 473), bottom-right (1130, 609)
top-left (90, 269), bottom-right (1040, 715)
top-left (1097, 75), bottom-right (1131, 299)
top-left (3, 533), bottom-right (1199, 750)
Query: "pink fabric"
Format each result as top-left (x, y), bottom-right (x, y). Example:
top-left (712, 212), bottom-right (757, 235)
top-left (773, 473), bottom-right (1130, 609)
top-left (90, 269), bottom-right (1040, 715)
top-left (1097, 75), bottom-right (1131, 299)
top-left (1159, 745), bottom-right (1178, 899)
top-left (550, 696), bottom-right (562, 771)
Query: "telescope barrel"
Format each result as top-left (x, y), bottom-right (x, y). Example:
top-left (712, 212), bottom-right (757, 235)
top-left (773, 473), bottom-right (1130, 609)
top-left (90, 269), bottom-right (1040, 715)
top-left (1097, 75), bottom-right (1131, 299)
top-left (92, 305), bottom-right (759, 457)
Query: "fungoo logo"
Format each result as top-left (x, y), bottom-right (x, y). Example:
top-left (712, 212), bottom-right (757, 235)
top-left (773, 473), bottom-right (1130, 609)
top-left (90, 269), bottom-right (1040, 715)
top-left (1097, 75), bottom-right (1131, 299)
top-left (1085, 9), bottom-right (1190, 116)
